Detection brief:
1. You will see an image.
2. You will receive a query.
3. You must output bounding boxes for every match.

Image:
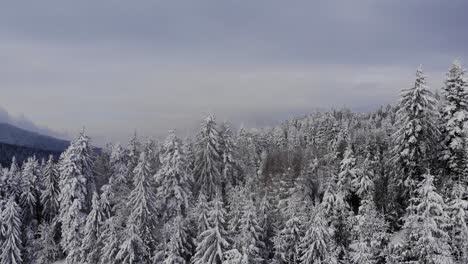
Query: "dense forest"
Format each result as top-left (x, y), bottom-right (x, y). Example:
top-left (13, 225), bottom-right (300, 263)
top-left (1, 61), bottom-right (468, 264)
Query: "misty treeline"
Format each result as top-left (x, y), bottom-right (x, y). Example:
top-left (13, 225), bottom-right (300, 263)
top-left (1, 61), bottom-right (468, 264)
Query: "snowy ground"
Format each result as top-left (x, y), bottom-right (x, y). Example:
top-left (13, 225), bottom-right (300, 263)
top-left (52, 260), bottom-right (65, 264)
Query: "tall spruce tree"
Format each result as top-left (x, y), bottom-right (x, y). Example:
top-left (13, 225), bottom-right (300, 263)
top-left (193, 196), bottom-right (230, 264)
top-left (59, 132), bottom-right (95, 264)
top-left (441, 60), bottom-right (468, 184)
top-left (81, 192), bottom-right (104, 264)
top-left (127, 151), bottom-right (158, 259)
top-left (156, 131), bottom-right (193, 221)
top-left (41, 155), bottom-right (60, 222)
top-left (0, 198), bottom-right (23, 264)
top-left (194, 114), bottom-right (223, 199)
top-left (401, 172), bottom-right (452, 263)
top-left (299, 208), bottom-right (337, 264)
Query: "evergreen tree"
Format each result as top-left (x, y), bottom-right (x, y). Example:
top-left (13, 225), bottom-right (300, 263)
top-left (219, 122), bottom-right (238, 186)
top-left (0, 198), bottom-right (23, 264)
top-left (127, 132), bottom-right (141, 179)
top-left (337, 146), bottom-right (358, 197)
top-left (41, 155), bottom-right (60, 222)
top-left (116, 221), bottom-right (148, 264)
top-left (441, 60), bottom-right (468, 183)
top-left (35, 221), bottom-right (61, 264)
top-left (160, 215), bottom-right (194, 264)
top-left (401, 172), bottom-right (452, 263)
top-left (81, 192), bottom-right (104, 264)
top-left (127, 151), bottom-right (158, 258)
top-left (59, 133), bottom-right (95, 263)
top-left (5, 157), bottom-right (21, 198)
top-left (156, 131), bottom-right (193, 221)
top-left (193, 196), bottom-right (230, 264)
top-left (193, 193), bottom-right (210, 235)
top-left (100, 217), bottom-right (121, 264)
top-left (194, 114), bottom-right (223, 199)
top-left (299, 209), bottom-right (336, 264)
top-left (20, 156), bottom-right (41, 222)
top-left (447, 184), bottom-right (468, 262)
top-left (393, 66), bottom-right (438, 189)
top-left (110, 143), bottom-right (130, 186)
top-left (238, 198), bottom-right (264, 263)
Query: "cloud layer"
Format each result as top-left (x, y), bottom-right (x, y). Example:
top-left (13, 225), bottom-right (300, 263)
top-left (0, 0), bottom-right (466, 144)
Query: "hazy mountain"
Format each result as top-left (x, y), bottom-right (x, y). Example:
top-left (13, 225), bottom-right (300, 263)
top-left (0, 123), bottom-right (69, 152)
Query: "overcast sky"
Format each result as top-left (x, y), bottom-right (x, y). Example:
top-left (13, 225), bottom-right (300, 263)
top-left (1, 0), bottom-right (467, 145)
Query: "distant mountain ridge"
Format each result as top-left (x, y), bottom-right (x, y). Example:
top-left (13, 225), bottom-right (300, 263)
top-left (0, 123), bottom-right (69, 152)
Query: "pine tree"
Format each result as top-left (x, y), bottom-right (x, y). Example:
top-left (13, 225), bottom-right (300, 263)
top-left (258, 194), bottom-right (274, 261)
top-left (41, 155), bottom-right (60, 222)
top-left (299, 208), bottom-right (336, 264)
top-left (447, 184), bottom-right (468, 262)
top-left (81, 192), bottom-right (104, 264)
top-left (401, 172), bottom-right (452, 263)
top-left (110, 143), bottom-right (130, 186)
top-left (20, 156), bottom-right (41, 222)
top-left (0, 198), bottom-right (23, 264)
top-left (219, 122), bottom-right (238, 186)
top-left (193, 193), bottom-right (210, 235)
top-left (5, 157), bottom-right (21, 198)
top-left (337, 146), bottom-right (358, 197)
top-left (194, 114), bottom-right (223, 199)
top-left (127, 151), bottom-right (158, 258)
top-left (59, 133), bottom-right (95, 263)
top-left (100, 217), bottom-right (121, 264)
top-left (441, 60), bottom-right (468, 182)
top-left (127, 132), bottom-right (141, 178)
top-left (35, 221), bottom-right (61, 264)
top-left (116, 221), bottom-right (148, 264)
top-left (273, 194), bottom-right (306, 264)
top-left (193, 196), bottom-right (230, 264)
top-left (238, 198), bottom-right (264, 263)
top-left (156, 131), bottom-right (193, 221)
top-left (161, 215), bottom-right (194, 264)
top-left (392, 66), bottom-right (439, 227)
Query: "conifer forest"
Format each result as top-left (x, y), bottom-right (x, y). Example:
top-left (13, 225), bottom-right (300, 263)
top-left (2, 61), bottom-right (468, 264)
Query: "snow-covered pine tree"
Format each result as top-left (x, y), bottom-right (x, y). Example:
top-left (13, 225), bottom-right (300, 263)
top-left (238, 197), bottom-right (264, 263)
top-left (441, 60), bottom-right (468, 183)
top-left (226, 185), bottom-right (247, 242)
top-left (401, 172), bottom-right (452, 263)
top-left (20, 156), bottom-right (41, 222)
top-left (35, 221), bottom-right (61, 264)
top-left (447, 183), bottom-right (468, 262)
top-left (5, 157), bottom-right (22, 198)
top-left (81, 192), bottom-right (104, 264)
top-left (110, 143), bottom-right (130, 186)
top-left (219, 122), bottom-right (239, 186)
top-left (193, 195), bottom-right (230, 264)
top-left (299, 208), bottom-right (337, 264)
top-left (127, 151), bottom-right (158, 258)
top-left (273, 192), bottom-right (306, 264)
top-left (59, 132), bottom-right (95, 264)
top-left (192, 192), bottom-right (210, 235)
top-left (41, 155), bottom-right (60, 222)
top-left (100, 217), bottom-right (122, 264)
top-left (258, 194), bottom-right (274, 261)
top-left (393, 66), bottom-right (438, 197)
top-left (156, 131), bottom-right (193, 221)
top-left (116, 220), bottom-right (148, 264)
top-left (337, 145), bottom-right (358, 197)
top-left (127, 131), bottom-right (141, 179)
top-left (194, 114), bottom-right (223, 199)
top-left (325, 185), bottom-right (352, 262)
top-left (0, 198), bottom-right (23, 264)
top-left (160, 215), bottom-right (194, 264)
